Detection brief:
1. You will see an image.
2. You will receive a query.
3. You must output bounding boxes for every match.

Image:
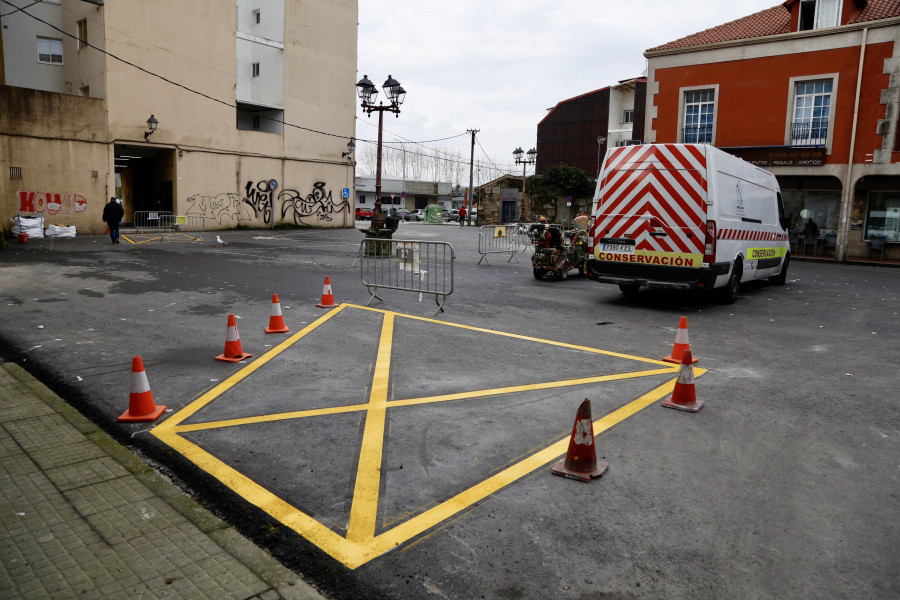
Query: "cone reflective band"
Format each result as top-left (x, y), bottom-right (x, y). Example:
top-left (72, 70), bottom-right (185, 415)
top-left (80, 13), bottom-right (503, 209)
top-left (215, 314), bottom-right (252, 362)
top-left (118, 355), bottom-right (166, 422)
top-left (663, 316), bottom-right (699, 364)
top-left (316, 276), bottom-right (338, 308)
top-left (551, 399), bottom-right (609, 482)
top-left (662, 349), bottom-right (704, 412)
top-left (265, 293), bottom-right (289, 333)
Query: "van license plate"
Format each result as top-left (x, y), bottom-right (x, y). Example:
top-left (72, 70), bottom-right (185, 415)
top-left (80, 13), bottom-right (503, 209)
top-left (600, 239), bottom-right (635, 254)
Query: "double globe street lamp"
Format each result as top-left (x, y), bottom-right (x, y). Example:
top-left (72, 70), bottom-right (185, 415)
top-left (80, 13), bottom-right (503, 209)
top-left (514, 146), bottom-right (537, 221)
top-left (356, 74), bottom-right (406, 230)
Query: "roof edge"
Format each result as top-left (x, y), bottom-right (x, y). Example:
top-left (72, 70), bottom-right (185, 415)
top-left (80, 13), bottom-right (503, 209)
top-left (644, 14), bottom-right (900, 58)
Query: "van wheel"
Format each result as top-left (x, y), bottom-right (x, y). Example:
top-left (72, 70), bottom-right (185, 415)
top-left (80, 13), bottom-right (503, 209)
top-left (770, 254), bottom-right (789, 286)
top-left (719, 259), bottom-right (742, 304)
top-left (619, 283), bottom-right (640, 295)
top-left (533, 268), bottom-right (545, 280)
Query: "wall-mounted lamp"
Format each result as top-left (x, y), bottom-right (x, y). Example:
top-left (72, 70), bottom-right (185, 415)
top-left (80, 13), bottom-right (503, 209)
top-left (342, 138), bottom-right (356, 159)
top-left (144, 114), bottom-right (158, 140)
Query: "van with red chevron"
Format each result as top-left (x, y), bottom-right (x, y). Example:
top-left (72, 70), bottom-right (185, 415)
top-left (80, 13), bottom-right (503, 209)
top-left (586, 143), bottom-right (791, 304)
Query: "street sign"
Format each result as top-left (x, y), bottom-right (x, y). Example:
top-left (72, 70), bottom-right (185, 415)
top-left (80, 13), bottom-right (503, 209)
top-left (341, 188), bottom-right (350, 199)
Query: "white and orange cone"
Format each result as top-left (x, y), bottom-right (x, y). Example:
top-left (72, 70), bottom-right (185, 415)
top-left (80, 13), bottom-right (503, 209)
top-left (662, 349), bottom-right (704, 413)
top-left (265, 293), bottom-right (290, 334)
top-left (663, 316), bottom-right (699, 364)
top-left (551, 399), bottom-right (609, 482)
top-left (118, 355), bottom-right (166, 422)
top-left (215, 314), bottom-right (252, 362)
top-left (316, 277), bottom-right (338, 309)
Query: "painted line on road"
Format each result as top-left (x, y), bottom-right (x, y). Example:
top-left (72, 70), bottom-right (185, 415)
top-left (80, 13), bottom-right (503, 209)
top-left (151, 304), bottom-right (703, 569)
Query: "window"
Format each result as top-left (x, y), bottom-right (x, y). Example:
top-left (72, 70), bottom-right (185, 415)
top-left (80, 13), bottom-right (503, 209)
top-left (865, 192), bottom-right (900, 242)
top-left (791, 80), bottom-right (832, 146)
top-left (683, 90), bottom-right (715, 143)
top-left (251, 62), bottom-right (260, 77)
top-left (76, 19), bottom-right (88, 50)
top-left (37, 37), bottom-right (63, 64)
top-left (623, 110), bottom-right (634, 124)
top-left (252, 115), bottom-right (261, 130)
top-left (79, 86), bottom-right (90, 97)
top-left (799, 0), bottom-right (840, 31)
top-left (253, 9), bottom-right (260, 24)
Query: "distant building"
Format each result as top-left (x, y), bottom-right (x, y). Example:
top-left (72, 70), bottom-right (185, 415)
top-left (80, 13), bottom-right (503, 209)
top-left (536, 77), bottom-right (647, 177)
top-left (644, 0), bottom-right (899, 261)
top-left (354, 177), bottom-right (452, 212)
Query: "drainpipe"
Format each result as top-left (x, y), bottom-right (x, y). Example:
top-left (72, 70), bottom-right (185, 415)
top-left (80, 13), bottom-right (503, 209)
top-left (837, 27), bottom-right (868, 262)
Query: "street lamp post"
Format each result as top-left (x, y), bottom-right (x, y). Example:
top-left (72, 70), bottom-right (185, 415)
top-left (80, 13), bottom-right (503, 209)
top-left (513, 147), bottom-right (536, 221)
top-left (356, 74), bottom-right (406, 230)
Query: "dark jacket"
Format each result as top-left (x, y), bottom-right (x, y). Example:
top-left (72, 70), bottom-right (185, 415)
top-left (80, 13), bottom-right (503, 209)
top-left (102, 200), bottom-right (124, 225)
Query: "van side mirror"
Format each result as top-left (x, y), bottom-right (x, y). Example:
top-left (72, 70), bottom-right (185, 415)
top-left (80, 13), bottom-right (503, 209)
top-left (781, 212), bottom-right (797, 231)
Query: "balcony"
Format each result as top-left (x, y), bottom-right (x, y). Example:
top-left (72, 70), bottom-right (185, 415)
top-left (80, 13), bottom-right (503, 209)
top-left (790, 120), bottom-right (828, 147)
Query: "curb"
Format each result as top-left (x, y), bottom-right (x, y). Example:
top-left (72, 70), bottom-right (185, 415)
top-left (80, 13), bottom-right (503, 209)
top-left (2, 362), bottom-right (328, 600)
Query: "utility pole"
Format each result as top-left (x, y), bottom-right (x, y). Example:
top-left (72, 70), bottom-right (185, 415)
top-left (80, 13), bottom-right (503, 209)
top-left (467, 128), bottom-right (479, 226)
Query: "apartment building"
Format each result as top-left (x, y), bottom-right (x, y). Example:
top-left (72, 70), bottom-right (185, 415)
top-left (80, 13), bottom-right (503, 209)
top-left (644, 0), bottom-right (899, 261)
top-left (0, 0), bottom-right (357, 234)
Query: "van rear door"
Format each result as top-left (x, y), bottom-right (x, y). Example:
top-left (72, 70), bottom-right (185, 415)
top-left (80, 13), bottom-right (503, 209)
top-left (593, 144), bottom-right (709, 269)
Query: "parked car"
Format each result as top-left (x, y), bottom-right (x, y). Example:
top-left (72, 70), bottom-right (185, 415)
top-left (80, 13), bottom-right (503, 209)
top-left (442, 209), bottom-right (456, 222)
top-left (410, 209), bottom-right (426, 221)
top-left (355, 207), bottom-right (373, 220)
top-left (396, 208), bottom-right (411, 221)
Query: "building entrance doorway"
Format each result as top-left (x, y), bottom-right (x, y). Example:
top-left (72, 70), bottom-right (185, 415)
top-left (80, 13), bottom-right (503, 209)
top-left (114, 145), bottom-right (176, 224)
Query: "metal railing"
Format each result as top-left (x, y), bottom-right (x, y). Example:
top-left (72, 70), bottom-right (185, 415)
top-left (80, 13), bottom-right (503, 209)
top-left (159, 214), bottom-right (204, 242)
top-left (132, 211), bottom-right (173, 234)
top-left (790, 120), bottom-right (828, 147)
top-left (476, 225), bottom-right (521, 265)
top-left (358, 239), bottom-right (455, 316)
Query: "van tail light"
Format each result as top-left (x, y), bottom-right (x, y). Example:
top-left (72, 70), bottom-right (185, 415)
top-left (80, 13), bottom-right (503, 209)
top-left (704, 220), bottom-right (717, 263)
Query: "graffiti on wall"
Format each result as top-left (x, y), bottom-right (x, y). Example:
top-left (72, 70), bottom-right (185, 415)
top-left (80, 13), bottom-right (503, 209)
top-left (243, 181), bottom-right (273, 224)
top-left (187, 181), bottom-right (347, 226)
top-left (279, 182), bottom-right (349, 224)
top-left (185, 193), bottom-right (253, 224)
top-left (18, 191), bottom-right (88, 215)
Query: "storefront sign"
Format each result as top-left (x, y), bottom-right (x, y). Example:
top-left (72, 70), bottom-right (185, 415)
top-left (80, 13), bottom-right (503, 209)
top-left (722, 147), bottom-right (826, 167)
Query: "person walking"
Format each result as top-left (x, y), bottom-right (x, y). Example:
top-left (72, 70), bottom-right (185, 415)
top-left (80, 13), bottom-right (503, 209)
top-left (458, 205), bottom-right (467, 227)
top-left (102, 197), bottom-right (124, 244)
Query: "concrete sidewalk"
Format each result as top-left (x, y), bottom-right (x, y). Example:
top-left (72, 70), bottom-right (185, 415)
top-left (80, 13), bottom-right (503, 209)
top-left (0, 362), bottom-right (327, 600)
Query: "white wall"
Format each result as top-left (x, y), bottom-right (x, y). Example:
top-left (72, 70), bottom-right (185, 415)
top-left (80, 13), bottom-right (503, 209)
top-left (1, 0), bottom-right (66, 93)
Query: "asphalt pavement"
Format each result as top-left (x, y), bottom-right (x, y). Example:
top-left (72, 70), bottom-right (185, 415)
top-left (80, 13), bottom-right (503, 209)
top-left (0, 222), bottom-right (898, 599)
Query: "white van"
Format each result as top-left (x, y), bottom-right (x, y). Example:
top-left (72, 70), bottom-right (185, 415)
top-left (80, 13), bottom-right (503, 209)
top-left (587, 144), bottom-right (790, 303)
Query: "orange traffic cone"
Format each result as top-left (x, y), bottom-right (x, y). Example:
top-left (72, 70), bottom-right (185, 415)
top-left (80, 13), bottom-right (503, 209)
top-left (551, 399), bottom-right (609, 482)
top-left (215, 314), bottom-right (252, 362)
top-left (316, 276), bottom-right (338, 309)
top-left (265, 293), bottom-right (290, 334)
top-left (663, 316), bottom-right (699, 364)
top-left (118, 355), bottom-right (166, 422)
top-left (662, 349), bottom-right (704, 412)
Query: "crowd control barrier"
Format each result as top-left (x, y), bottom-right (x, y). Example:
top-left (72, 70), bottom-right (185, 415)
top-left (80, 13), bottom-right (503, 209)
top-left (133, 211), bottom-right (173, 234)
top-left (358, 239), bottom-right (455, 316)
top-left (476, 225), bottom-right (521, 265)
top-left (158, 214), bottom-right (204, 242)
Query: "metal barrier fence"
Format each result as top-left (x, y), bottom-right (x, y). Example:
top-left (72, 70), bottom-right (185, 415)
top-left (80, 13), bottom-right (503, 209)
top-left (159, 214), bottom-right (204, 242)
top-left (358, 239), bottom-right (455, 316)
top-left (476, 225), bottom-right (520, 265)
top-left (132, 211), bottom-right (173, 234)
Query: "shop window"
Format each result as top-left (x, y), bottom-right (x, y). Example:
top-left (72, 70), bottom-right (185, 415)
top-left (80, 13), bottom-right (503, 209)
top-left (782, 190), bottom-right (841, 236)
top-left (865, 192), bottom-right (900, 241)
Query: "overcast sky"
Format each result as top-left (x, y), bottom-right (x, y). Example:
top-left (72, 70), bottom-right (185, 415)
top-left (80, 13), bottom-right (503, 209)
top-left (355, 0), bottom-right (781, 180)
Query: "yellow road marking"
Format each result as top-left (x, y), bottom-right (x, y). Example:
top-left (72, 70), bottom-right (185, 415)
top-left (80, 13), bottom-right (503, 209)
top-left (347, 312), bottom-right (394, 542)
top-left (151, 305), bottom-right (705, 569)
